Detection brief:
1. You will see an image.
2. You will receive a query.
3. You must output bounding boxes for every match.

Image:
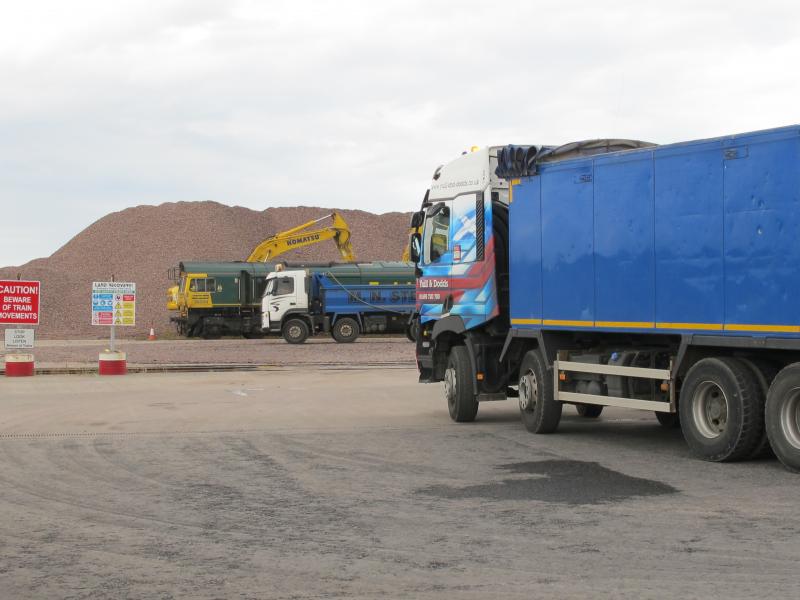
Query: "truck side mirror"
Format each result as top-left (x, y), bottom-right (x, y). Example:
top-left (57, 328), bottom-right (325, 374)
top-left (410, 210), bottom-right (425, 228)
top-left (425, 202), bottom-right (448, 218)
top-left (409, 233), bottom-right (422, 263)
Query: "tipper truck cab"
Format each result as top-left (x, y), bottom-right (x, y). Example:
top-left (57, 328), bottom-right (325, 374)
top-left (261, 262), bottom-right (416, 343)
top-left (410, 125), bottom-right (800, 472)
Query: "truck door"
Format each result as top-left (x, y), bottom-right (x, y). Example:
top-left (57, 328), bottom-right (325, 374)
top-left (417, 189), bottom-right (496, 330)
top-left (417, 200), bottom-right (452, 323)
top-left (265, 273), bottom-right (307, 328)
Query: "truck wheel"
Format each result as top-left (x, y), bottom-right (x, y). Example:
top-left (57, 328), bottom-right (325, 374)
top-left (765, 363), bottom-right (800, 473)
top-left (282, 318), bottom-right (309, 344)
top-left (406, 320), bottom-right (420, 342)
top-left (655, 411), bottom-right (680, 428)
top-left (740, 358), bottom-right (778, 458)
top-left (518, 349), bottom-right (562, 433)
top-left (679, 357), bottom-right (762, 462)
top-left (576, 404), bottom-right (603, 418)
top-left (332, 317), bottom-right (360, 343)
top-left (445, 345), bottom-right (478, 422)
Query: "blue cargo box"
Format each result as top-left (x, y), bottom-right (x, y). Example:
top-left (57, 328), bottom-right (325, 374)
top-left (316, 276), bottom-right (416, 316)
top-left (509, 125), bottom-right (800, 337)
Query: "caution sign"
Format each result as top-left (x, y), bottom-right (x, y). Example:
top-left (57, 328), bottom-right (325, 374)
top-left (0, 280), bottom-right (41, 325)
top-left (92, 282), bottom-right (136, 326)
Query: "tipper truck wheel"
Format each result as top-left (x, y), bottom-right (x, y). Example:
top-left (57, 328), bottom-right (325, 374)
top-left (765, 363), bottom-right (800, 473)
top-left (679, 357), bottom-right (762, 462)
top-left (282, 318), bottom-right (309, 344)
top-left (332, 317), bottom-right (360, 343)
top-left (518, 349), bottom-right (562, 434)
top-left (406, 320), bottom-right (420, 343)
top-left (445, 345), bottom-right (478, 422)
top-left (576, 404), bottom-right (603, 418)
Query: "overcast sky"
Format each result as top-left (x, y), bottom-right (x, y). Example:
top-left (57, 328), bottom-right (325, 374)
top-left (1, 0), bottom-right (799, 266)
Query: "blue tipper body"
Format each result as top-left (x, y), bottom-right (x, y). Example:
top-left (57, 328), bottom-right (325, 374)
top-left (509, 125), bottom-right (800, 337)
top-left (313, 274), bottom-right (416, 318)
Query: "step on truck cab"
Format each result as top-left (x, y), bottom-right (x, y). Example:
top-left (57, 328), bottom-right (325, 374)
top-left (410, 126), bottom-right (800, 472)
top-left (261, 262), bottom-right (417, 344)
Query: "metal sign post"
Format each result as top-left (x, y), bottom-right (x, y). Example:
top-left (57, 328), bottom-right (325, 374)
top-left (91, 278), bottom-right (136, 376)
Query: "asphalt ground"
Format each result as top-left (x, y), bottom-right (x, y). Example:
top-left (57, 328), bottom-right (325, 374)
top-left (0, 369), bottom-right (798, 599)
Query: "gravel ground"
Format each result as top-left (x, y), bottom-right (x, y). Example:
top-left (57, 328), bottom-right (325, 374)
top-left (0, 370), bottom-right (798, 599)
top-left (0, 337), bottom-right (415, 368)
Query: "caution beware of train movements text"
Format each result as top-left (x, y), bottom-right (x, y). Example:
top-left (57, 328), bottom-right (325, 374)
top-left (0, 280), bottom-right (41, 325)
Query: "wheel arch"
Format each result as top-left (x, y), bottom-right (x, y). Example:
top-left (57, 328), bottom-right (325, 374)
top-left (280, 310), bottom-right (314, 330)
top-left (330, 313), bottom-right (363, 328)
top-left (431, 316), bottom-right (479, 395)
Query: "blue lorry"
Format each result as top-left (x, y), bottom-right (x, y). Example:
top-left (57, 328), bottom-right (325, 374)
top-left (261, 262), bottom-right (416, 343)
top-left (409, 125), bottom-right (800, 471)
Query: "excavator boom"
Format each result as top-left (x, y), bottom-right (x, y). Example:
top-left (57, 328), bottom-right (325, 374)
top-left (246, 212), bottom-right (355, 263)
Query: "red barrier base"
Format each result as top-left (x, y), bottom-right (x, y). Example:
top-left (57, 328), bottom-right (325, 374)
top-left (99, 352), bottom-right (127, 375)
top-left (5, 354), bottom-right (35, 377)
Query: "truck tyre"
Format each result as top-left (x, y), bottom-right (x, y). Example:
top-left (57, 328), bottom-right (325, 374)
top-left (282, 318), bottom-right (309, 344)
top-left (518, 349), bottom-right (562, 434)
top-left (679, 357), bottom-right (762, 462)
top-left (445, 345), bottom-right (478, 422)
top-left (765, 363), bottom-right (800, 473)
top-left (655, 411), bottom-right (680, 428)
top-left (576, 404), bottom-right (603, 418)
top-left (332, 317), bottom-right (360, 343)
top-left (739, 358), bottom-right (778, 458)
top-left (406, 319), bottom-right (420, 343)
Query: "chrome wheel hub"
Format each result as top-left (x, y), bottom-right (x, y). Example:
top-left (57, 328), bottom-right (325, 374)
top-left (693, 381), bottom-right (729, 439)
top-left (780, 388), bottom-right (800, 450)
top-left (444, 367), bottom-right (457, 404)
top-left (519, 370), bottom-right (538, 412)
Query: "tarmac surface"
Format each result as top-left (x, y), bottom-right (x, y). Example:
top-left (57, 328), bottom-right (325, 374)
top-left (1, 368), bottom-right (799, 599)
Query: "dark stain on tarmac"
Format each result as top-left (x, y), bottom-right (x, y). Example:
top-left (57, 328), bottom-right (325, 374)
top-left (418, 460), bottom-right (677, 505)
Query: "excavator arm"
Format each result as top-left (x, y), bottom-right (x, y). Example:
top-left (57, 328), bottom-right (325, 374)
top-left (246, 212), bottom-right (355, 263)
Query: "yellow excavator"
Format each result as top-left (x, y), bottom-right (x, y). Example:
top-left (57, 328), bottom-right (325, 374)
top-left (166, 213), bottom-right (356, 336)
top-left (246, 211), bottom-right (354, 262)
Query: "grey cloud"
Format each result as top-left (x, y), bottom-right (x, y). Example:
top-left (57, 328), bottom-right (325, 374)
top-left (1, 0), bottom-right (799, 266)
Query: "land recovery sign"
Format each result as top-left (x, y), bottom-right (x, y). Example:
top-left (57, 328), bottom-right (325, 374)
top-left (92, 281), bottom-right (136, 326)
top-left (0, 280), bottom-right (40, 325)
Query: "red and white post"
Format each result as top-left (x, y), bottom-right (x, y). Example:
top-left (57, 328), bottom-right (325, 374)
top-left (4, 353), bottom-right (35, 377)
top-left (98, 351), bottom-right (127, 375)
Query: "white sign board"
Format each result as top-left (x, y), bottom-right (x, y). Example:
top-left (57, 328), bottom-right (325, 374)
top-left (92, 282), bottom-right (136, 326)
top-left (4, 328), bottom-right (35, 349)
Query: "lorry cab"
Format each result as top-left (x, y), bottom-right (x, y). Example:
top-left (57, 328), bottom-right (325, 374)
top-left (413, 146), bottom-right (510, 339)
top-left (261, 270), bottom-right (309, 338)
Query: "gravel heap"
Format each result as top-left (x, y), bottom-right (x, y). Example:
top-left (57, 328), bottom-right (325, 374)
top-left (0, 202), bottom-right (411, 339)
